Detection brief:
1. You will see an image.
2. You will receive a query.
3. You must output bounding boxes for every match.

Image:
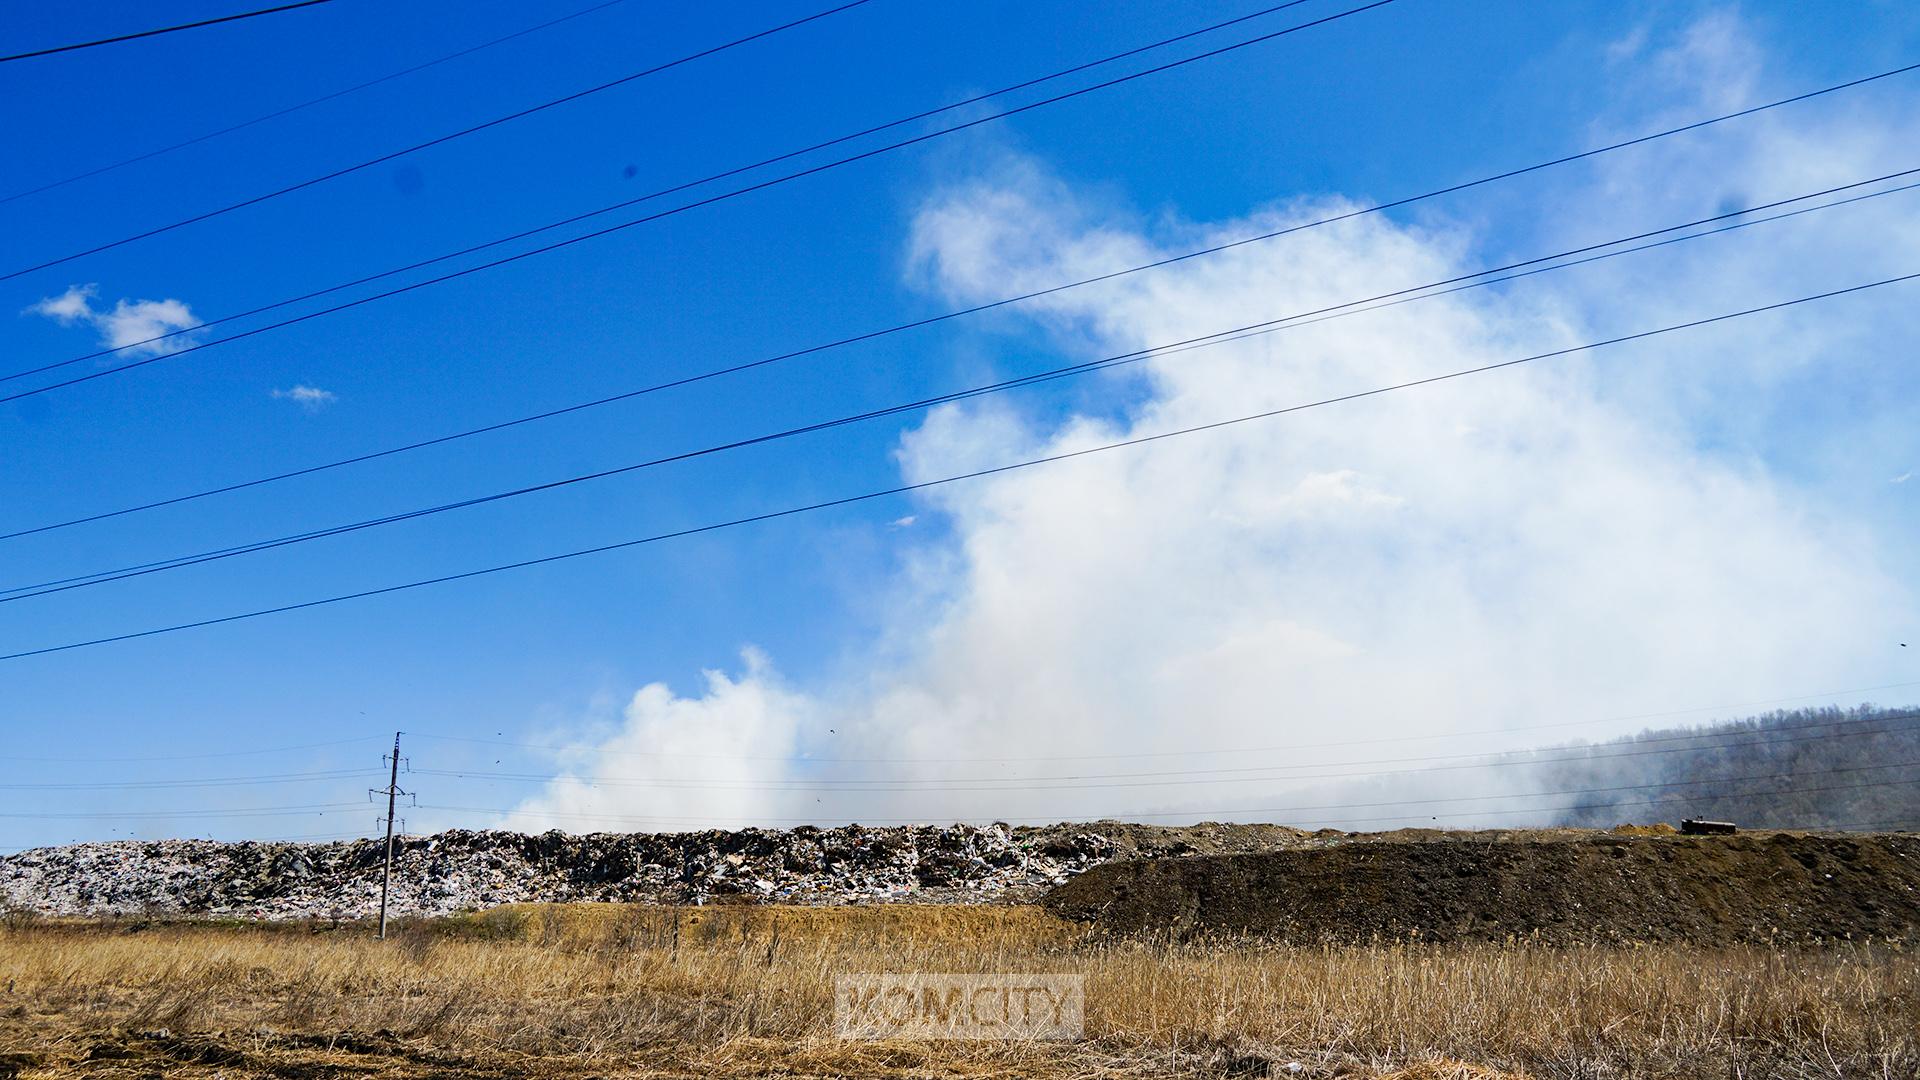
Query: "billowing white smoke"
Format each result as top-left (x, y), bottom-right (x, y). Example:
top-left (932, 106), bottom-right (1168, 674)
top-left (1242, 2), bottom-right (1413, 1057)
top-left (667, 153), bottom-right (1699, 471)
top-left (504, 16), bottom-right (1917, 833)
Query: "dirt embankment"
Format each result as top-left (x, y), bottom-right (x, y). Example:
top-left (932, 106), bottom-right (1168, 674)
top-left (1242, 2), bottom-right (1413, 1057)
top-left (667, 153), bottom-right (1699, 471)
top-left (1045, 830), bottom-right (1920, 945)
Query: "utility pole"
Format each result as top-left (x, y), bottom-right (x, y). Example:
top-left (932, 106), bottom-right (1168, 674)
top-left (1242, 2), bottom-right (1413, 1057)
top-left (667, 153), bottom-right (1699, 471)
top-left (372, 731), bottom-right (410, 940)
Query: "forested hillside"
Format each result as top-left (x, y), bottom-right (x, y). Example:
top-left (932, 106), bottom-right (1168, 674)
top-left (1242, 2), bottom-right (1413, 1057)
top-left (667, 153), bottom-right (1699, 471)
top-left (1538, 704), bottom-right (1920, 830)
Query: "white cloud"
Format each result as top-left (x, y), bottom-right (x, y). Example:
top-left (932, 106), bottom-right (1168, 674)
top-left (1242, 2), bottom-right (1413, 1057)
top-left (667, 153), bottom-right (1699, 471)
top-left (271, 385), bottom-right (337, 411)
top-left (30, 284), bottom-right (95, 322)
top-left (504, 649), bottom-right (812, 830)
top-left (27, 284), bottom-right (201, 357)
top-left (492, 13), bottom-right (1917, 833)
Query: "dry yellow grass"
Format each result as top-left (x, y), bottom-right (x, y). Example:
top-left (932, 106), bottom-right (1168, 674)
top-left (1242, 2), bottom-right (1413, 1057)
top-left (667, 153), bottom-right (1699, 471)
top-left (0, 904), bottom-right (1914, 1078)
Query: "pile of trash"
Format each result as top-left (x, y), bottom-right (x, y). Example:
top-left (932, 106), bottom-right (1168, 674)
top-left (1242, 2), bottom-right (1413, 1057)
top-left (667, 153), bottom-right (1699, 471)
top-left (0, 821), bottom-right (1305, 919)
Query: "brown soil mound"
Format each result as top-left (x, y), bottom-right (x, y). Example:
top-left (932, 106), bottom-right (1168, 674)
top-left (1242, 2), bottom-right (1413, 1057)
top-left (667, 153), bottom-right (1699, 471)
top-left (1044, 830), bottom-right (1920, 945)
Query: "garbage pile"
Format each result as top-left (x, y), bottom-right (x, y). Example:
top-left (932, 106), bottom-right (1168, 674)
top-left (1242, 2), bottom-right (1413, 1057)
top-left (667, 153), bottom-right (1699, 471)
top-left (0, 821), bottom-right (1305, 919)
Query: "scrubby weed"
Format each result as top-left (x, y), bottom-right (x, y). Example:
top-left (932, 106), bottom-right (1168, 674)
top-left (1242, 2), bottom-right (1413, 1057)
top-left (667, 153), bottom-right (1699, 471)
top-left (0, 901), bottom-right (37, 931)
top-left (0, 907), bottom-right (1914, 1078)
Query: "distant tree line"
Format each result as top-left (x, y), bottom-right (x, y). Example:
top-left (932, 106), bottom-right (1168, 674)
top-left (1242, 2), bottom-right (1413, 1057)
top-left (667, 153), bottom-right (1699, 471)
top-left (1537, 704), bottom-right (1920, 831)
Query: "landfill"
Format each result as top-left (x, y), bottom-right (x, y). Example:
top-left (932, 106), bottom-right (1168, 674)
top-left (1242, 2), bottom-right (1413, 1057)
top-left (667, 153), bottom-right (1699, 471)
top-left (0, 820), bottom-right (1305, 919)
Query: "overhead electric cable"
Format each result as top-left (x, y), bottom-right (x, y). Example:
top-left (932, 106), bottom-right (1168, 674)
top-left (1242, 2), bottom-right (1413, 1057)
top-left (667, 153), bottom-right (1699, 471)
top-left (1, 733), bottom-right (384, 763)
top-left (410, 714), bottom-right (1920, 792)
top-left (0, 768), bottom-right (379, 792)
top-left (0, 801), bottom-right (368, 820)
top-left (10, 175), bottom-right (1915, 548)
top-left (251, 829), bottom-right (374, 841)
top-left (1, 0), bottom-right (633, 205)
top-left (0, 830), bottom-right (372, 851)
top-left (416, 776), bottom-right (1920, 830)
top-left (0, 0), bottom-right (1398, 389)
top-left (1213, 777), bottom-right (1920, 830)
top-left (438, 754), bottom-right (1920, 825)
top-left (408, 683), bottom-right (1920, 763)
top-left (0, 54), bottom-right (1908, 413)
top-left (13, 0), bottom-right (1324, 212)
top-left (2, 270), bottom-right (1914, 662)
top-left (0, 0), bottom-right (878, 279)
top-left (2, 0), bottom-right (1339, 388)
top-left (9, 170), bottom-right (1916, 601)
top-left (0, 0), bottom-right (340, 64)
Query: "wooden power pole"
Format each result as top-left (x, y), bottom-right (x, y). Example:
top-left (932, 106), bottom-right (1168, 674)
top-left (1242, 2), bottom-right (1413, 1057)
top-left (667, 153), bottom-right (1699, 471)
top-left (373, 731), bottom-right (409, 940)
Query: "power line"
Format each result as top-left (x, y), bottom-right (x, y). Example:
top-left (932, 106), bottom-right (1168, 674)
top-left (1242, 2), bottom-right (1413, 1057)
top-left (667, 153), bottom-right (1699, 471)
top-left (0, 734), bottom-right (383, 764)
top-left (0, 0), bottom-right (878, 279)
top-left (0, 0), bottom-right (1400, 389)
top-left (20, 185), bottom-right (1900, 563)
top-left (1286, 777), bottom-right (1920, 830)
top-left (2, 270), bottom-right (1914, 663)
top-left (0, 768), bottom-right (379, 792)
top-left (408, 684), bottom-right (1920, 764)
top-left (0, 736), bottom-right (1908, 840)
top-left (3, 716), bottom-right (1906, 847)
top-left (1, 829), bottom-right (369, 852)
top-left (252, 829), bottom-right (374, 841)
top-left (0, 685), bottom-right (1900, 784)
top-left (1, 0), bottom-right (1328, 366)
top-left (0, 0), bottom-right (341, 64)
top-left (1, 0), bottom-right (633, 205)
top-left (0, 55), bottom-right (1907, 427)
top-left (1828, 818), bottom-right (1920, 830)
top-left (0, 679), bottom-right (1897, 777)
top-left (0, 801), bottom-right (367, 820)
top-left (420, 776), bottom-right (1920, 830)
top-left (411, 713), bottom-right (1920, 793)
top-left (8, 170), bottom-right (1916, 603)
top-left (1136, 776), bottom-right (1920, 830)
top-left (3, 708), bottom-right (1906, 796)
top-left (439, 752), bottom-right (1919, 824)
top-left (0, 699), bottom-right (1904, 791)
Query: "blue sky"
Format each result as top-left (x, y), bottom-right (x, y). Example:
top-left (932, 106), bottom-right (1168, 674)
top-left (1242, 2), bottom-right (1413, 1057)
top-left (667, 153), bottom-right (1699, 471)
top-left (2, 0), bottom-right (1917, 849)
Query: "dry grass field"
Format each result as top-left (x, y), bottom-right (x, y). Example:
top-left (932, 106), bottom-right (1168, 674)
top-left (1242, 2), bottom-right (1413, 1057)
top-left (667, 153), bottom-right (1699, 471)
top-left (1, 904), bottom-right (1916, 1078)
